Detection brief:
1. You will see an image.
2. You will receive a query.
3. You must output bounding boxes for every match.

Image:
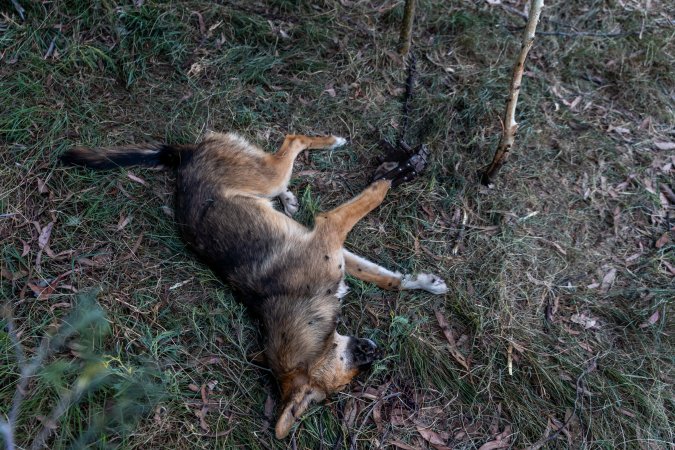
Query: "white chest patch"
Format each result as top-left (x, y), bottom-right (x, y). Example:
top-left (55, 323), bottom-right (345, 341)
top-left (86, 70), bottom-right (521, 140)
top-left (335, 280), bottom-right (350, 299)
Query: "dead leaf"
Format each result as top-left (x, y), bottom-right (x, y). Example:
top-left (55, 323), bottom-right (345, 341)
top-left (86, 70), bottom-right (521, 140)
top-left (127, 172), bottom-right (146, 185)
top-left (188, 384), bottom-right (199, 392)
top-left (373, 399), bottom-right (383, 433)
top-left (194, 406), bottom-right (210, 432)
top-left (570, 313), bottom-right (600, 330)
top-left (343, 398), bottom-right (358, 427)
top-left (600, 268), bottom-right (616, 293)
top-left (21, 240), bottom-right (30, 257)
top-left (578, 342), bottom-right (593, 353)
top-left (663, 260), bottom-right (675, 276)
top-left (478, 425), bottom-right (512, 450)
top-left (545, 296), bottom-right (559, 323)
top-left (38, 222), bottom-right (54, 249)
top-left (116, 215), bottom-right (132, 231)
top-left (154, 405), bottom-right (166, 424)
top-left (639, 310), bottom-right (660, 328)
top-left (654, 141), bottom-right (675, 151)
top-left (27, 281), bottom-right (56, 301)
top-left (390, 406), bottom-right (411, 427)
top-left (608, 125), bottom-right (630, 135)
top-left (37, 177), bottom-right (49, 194)
top-left (389, 440), bottom-right (419, 450)
top-left (1, 268), bottom-right (27, 281)
top-left (416, 424), bottom-right (451, 450)
top-left (198, 356), bottom-right (223, 367)
top-left (49, 302), bottom-right (71, 312)
top-left (435, 310), bottom-right (470, 371)
top-left (263, 394), bottom-right (275, 420)
top-left (655, 232), bottom-right (670, 249)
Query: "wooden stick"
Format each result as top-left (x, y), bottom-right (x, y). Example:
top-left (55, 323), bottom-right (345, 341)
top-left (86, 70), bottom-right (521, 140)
top-left (398, 0), bottom-right (416, 56)
top-left (481, 0), bottom-right (544, 185)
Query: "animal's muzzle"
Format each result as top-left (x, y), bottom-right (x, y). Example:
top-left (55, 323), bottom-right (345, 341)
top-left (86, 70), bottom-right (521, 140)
top-left (349, 337), bottom-right (380, 370)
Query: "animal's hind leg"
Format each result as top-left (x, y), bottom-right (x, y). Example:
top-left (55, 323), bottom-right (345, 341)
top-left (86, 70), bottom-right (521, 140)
top-left (272, 135), bottom-right (346, 216)
top-left (314, 180), bottom-right (391, 244)
top-left (343, 250), bottom-right (447, 294)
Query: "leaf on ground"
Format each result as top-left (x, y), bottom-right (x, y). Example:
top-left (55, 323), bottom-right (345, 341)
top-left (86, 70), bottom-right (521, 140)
top-left (194, 406), bottom-right (210, 432)
top-left (653, 141), bottom-right (675, 151)
top-left (416, 423), bottom-right (451, 450)
top-left (27, 273), bottom-right (69, 300)
top-left (655, 232), bottom-right (670, 249)
top-left (38, 222), bottom-right (54, 249)
top-left (599, 268), bottom-right (616, 293)
top-left (478, 425), bottom-right (512, 450)
top-left (21, 239), bottom-right (30, 256)
top-left (343, 398), bottom-right (359, 427)
top-left (1, 268), bottom-right (27, 281)
top-left (116, 214), bottom-right (132, 231)
top-left (570, 313), bottom-right (600, 330)
top-left (545, 296), bottom-right (559, 323)
top-left (663, 260), bottom-right (675, 276)
top-left (389, 440), bottom-right (420, 450)
top-left (153, 405), bottom-right (166, 424)
top-left (608, 125), bottom-right (630, 135)
top-left (639, 310), bottom-right (660, 328)
top-left (49, 302), bottom-right (71, 312)
top-left (434, 310), bottom-right (470, 371)
top-left (188, 383), bottom-right (199, 392)
top-left (390, 406), bottom-right (412, 427)
top-left (127, 172), bottom-right (146, 185)
top-left (373, 400), bottom-right (383, 433)
top-left (37, 177), bottom-right (49, 194)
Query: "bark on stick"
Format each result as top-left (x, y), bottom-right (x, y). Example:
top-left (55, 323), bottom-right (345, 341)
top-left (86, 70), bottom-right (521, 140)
top-left (481, 0), bottom-right (544, 185)
top-left (398, 0), bottom-right (416, 56)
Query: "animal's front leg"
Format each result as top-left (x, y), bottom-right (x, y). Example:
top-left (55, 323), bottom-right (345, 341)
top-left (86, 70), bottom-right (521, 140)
top-left (343, 250), bottom-right (447, 294)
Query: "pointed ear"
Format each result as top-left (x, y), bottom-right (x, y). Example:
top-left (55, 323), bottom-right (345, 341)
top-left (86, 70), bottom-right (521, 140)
top-left (274, 385), bottom-right (326, 439)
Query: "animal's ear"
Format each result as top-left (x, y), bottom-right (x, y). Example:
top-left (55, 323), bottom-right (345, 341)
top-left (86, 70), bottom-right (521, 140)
top-left (274, 384), bottom-right (326, 439)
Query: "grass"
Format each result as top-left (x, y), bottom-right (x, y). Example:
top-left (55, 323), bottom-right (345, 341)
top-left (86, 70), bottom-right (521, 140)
top-left (1, 0), bottom-right (673, 448)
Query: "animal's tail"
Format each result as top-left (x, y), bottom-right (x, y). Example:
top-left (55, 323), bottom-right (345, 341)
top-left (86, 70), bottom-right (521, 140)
top-left (60, 142), bottom-right (196, 170)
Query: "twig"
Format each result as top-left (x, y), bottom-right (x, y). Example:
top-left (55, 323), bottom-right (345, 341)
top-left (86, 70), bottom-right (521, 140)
top-left (481, 0), bottom-right (544, 185)
top-left (537, 30), bottom-right (637, 37)
top-left (399, 52), bottom-right (417, 144)
top-left (1, 301), bottom-right (104, 450)
top-left (397, 0), bottom-right (416, 56)
top-left (541, 355), bottom-right (598, 446)
top-left (11, 0), bottom-right (25, 21)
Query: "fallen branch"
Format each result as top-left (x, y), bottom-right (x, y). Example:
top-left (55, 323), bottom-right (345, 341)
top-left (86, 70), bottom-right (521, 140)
top-left (397, 0), bottom-right (416, 56)
top-left (481, 0), bottom-right (544, 185)
top-left (434, 310), bottom-right (470, 371)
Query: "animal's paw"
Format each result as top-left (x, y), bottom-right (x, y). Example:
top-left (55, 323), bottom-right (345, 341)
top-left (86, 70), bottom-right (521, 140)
top-left (328, 136), bottom-right (347, 149)
top-left (402, 273), bottom-right (448, 295)
top-left (279, 190), bottom-right (299, 217)
top-left (373, 144), bottom-right (429, 187)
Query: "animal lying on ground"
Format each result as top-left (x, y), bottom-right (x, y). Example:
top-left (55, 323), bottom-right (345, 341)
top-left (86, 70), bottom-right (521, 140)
top-left (60, 132), bottom-right (447, 438)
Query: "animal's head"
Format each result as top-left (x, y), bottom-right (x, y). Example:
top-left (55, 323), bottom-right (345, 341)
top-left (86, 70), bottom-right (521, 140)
top-left (262, 297), bottom-right (379, 438)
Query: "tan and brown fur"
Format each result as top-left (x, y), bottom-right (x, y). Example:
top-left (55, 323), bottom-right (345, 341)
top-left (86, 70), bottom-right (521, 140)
top-left (61, 131), bottom-right (447, 438)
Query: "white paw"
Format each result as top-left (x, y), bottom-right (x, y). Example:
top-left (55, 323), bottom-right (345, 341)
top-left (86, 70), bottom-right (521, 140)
top-left (279, 190), bottom-right (299, 216)
top-left (328, 136), bottom-right (347, 149)
top-left (402, 273), bottom-right (448, 295)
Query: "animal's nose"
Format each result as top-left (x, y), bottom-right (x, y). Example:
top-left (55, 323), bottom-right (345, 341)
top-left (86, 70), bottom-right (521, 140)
top-left (351, 338), bottom-right (380, 369)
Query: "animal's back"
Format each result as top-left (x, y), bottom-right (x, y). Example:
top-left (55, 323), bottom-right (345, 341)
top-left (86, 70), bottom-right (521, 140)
top-left (173, 134), bottom-right (309, 306)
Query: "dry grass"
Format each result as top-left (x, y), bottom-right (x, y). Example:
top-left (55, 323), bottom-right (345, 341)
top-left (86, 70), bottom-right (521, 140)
top-left (1, 0), bottom-right (673, 449)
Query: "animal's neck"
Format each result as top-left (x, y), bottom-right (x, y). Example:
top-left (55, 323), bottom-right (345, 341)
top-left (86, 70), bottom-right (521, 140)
top-left (261, 295), bottom-right (339, 377)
